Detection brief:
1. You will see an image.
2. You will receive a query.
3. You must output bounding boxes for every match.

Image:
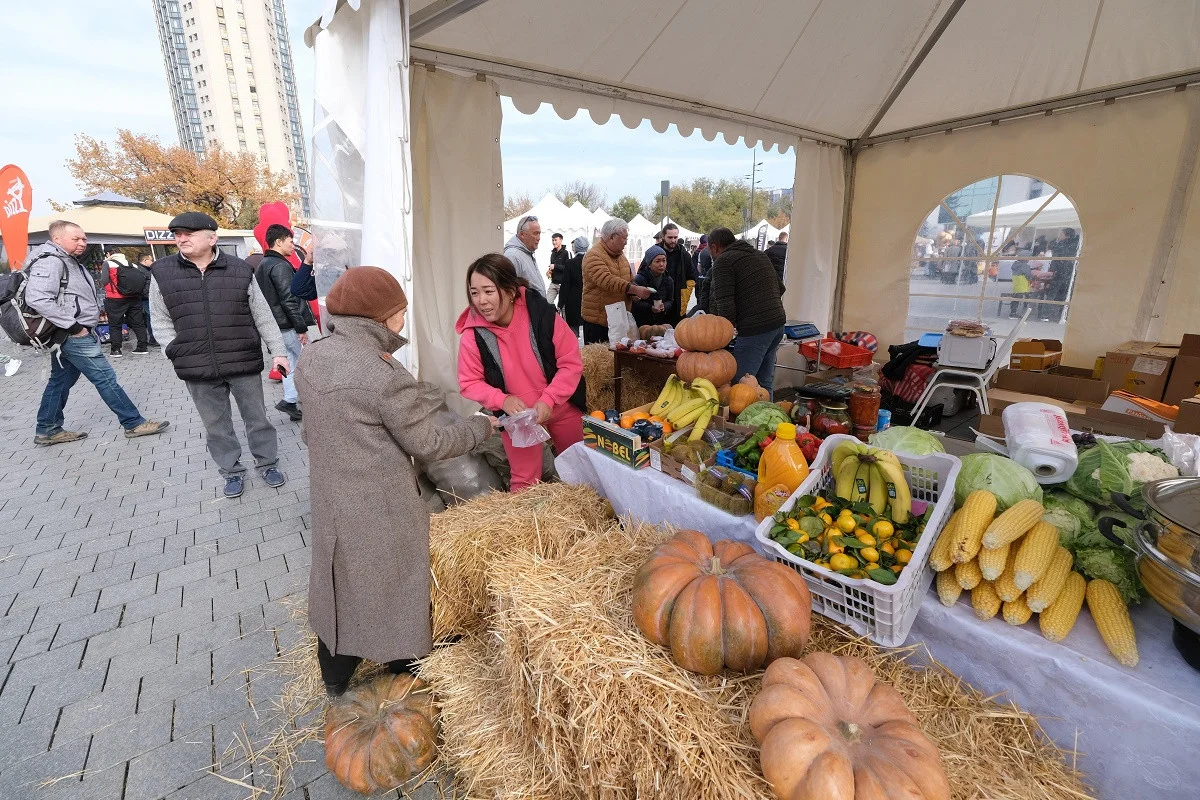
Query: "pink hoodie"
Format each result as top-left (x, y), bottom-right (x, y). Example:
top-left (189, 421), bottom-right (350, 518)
top-left (456, 287), bottom-right (583, 412)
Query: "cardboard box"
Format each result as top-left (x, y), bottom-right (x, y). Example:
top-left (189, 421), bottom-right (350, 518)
top-left (1163, 333), bottom-right (1200, 407)
top-left (1174, 397), bottom-right (1200, 435)
top-left (647, 420), bottom-right (756, 484)
top-left (1009, 339), bottom-right (1063, 371)
top-left (986, 369), bottom-right (1110, 415)
top-left (582, 402), bottom-right (656, 469)
top-left (1101, 391), bottom-right (1178, 426)
top-left (976, 408), bottom-right (1162, 440)
top-left (1101, 341), bottom-right (1179, 401)
top-left (1051, 365), bottom-right (1097, 380)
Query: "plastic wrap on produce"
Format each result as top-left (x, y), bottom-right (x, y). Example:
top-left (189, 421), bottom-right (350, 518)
top-left (1152, 430), bottom-right (1200, 477)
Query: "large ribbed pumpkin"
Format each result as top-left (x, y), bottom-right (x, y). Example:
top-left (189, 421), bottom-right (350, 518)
top-left (749, 654), bottom-right (951, 800)
top-left (675, 349), bottom-right (737, 387)
top-left (632, 530), bottom-right (812, 675)
top-left (324, 674), bottom-right (438, 795)
top-left (675, 314), bottom-right (735, 352)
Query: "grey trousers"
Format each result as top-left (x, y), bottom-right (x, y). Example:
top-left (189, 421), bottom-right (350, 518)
top-left (185, 373), bottom-right (278, 476)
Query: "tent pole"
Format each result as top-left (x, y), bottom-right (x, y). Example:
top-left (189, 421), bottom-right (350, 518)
top-left (830, 147), bottom-right (857, 333)
top-left (410, 0), bottom-right (493, 40)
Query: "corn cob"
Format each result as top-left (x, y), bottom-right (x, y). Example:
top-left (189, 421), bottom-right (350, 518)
top-left (1003, 594), bottom-right (1033, 626)
top-left (929, 510), bottom-right (960, 572)
top-left (1039, 572), bottom-right (1086, 642)
top-left (978, 540), bottom-right (1012, 581)
top-left (936, 569), bottom-right (962, 607)
top-left (1086, 579), bottom-right (1139, 667)
top-left (1013, 521), bottom-right (1059, 591)
top-left (981, 499), bottom-right (1045, 550)
top-left (950, 491), bottom-right (997, 564)
top-left (993, 559), bottom-right (1022, 602)
top-left (971, 581), bottom-right (1001, 620)
top-left (955, 558), bottom-right (983, 590)
top-left (1026, 546), bottom-right (1073, 612)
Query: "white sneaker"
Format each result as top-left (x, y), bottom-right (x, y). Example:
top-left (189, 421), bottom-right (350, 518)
top-left (3, 358), bottom-right (19, 377)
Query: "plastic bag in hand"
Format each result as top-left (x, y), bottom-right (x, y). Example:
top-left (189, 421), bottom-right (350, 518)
top-left (502, 409), bottom-right (552, 448)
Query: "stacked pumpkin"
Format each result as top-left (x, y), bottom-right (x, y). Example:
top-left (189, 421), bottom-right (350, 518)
top-left (673, 314), bottom-right (737, 391)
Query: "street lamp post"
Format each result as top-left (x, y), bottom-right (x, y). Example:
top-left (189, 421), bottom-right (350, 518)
top-left (744, 147), bottom-right (763, 233)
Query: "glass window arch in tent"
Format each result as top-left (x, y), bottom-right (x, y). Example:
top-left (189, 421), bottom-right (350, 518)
top-left (905, 175), bottom-right (1082, 343)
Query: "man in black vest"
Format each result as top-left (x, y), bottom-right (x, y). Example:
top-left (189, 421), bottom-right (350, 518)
top-left (149, 212), bottom-right (291, 499)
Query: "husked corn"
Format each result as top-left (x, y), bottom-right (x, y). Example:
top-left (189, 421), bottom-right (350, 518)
top-left (929, 510), bottom-right (960, 573)
top-left (993, 559), bottom-right (1022, 603)
top-left (978, 540), bottom-right (1012, 581)
top-left (1039, 572), bottom-right (1086, 642)
top-left (981, 499), bottom-right (1045, 550)
top-left (1086, 579), bottom-right (1139, 667)
top-left (1013, 521), bottom-right (1059, 591)
top-left (955, 558), bottom-right (983, 590)
top-left (937, 569), bottom-right (962, 607)
top-left (972, 581), bottom-right (1001, 620)
top-left (1026, 547), bottom-right (1073, 613)
top-left (1003, 594), bottom-right (1033, 626)
top-left (951, 491), bottom-right (997, 564)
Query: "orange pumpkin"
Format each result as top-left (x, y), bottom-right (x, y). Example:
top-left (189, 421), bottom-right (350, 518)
top-left (632, 530), bottom-right (812, 675)
top-left (716, 383), bottom-right (733, 406)
top-left (675, 349), bottom-right (737, 387)
top-left (324, 674), bottom-right (438, 795)
top-left (749, 654), bottom-right (951, 800)
top-left (739, 374), bottom-right (770, 402)
top-left (675, 314), bottom-right (735, 352)
top-left (728, 383), bottom-right (759, 415)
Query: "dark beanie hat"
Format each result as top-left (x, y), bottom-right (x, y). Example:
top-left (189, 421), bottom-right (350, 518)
top-left (326, 266), bottom-right (408, 323)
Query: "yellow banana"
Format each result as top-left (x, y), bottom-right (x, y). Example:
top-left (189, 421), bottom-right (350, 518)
top-left (867, 463), bottom-right (888, 515)
top-left (688, 402), bottom-right (717, 441)
top-left (851, 462), bottom-right (872, 503)
top-left (671, 400), bottom-right (711, 427)
top-left (875, 458), bottom-right (912, 524)
top-left (650, 376), bottom-right (681, 417)
top-left (659, 379), bottom-right (686, 417)
top-left (834, 454), bottom-right (860, 500)
top-left (666, 397), bottom-right (708, 424)
top-left (870, 447), bottom-right (902, 468)
top-left (832, 440), bottom-right (868, 476)
top-left (689, 378), bottom-right (720, 404)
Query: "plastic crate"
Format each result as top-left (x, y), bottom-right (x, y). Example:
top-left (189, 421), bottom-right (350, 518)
top-left (800, 337), bottom-right (874, 369)
top-left (714, 448), bottom-right (759, 479)
top-left (753, 433), bottom-right (961, 647)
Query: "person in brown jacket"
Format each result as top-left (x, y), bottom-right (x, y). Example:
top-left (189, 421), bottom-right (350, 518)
top-left (581, 218), bottom-right (653, 344)
top-left (295, 266), bottom-right (498, 696)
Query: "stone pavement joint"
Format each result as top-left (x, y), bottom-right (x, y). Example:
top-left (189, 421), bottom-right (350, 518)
top-left (0, 343), bottom-right (324, 799)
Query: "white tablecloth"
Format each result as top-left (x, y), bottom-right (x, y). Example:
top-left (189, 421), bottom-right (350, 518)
top-left (555, 443), bottom-right (1200, 800)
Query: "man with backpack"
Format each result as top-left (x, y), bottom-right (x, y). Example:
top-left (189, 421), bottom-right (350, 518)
top-left (255, 224), bottom-right (313, 422)
top-left (101, 249), bottom-right (151, 357)
top-left (23, 221), bottom-right (170, 446)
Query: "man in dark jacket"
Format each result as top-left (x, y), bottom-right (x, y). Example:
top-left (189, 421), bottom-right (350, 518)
top-left (695, 234), bottom-right (712, 312)
top-left (558, 236), bottom-right (587, 336)
top-left (546, 232), bottom-right (570, 306)
top-left (660, 223), bottom-right (697, 325)
top-left (137, 252), bottom-right (160, 347)
top-left (149, 212), bottom-right (291, 499)
top-left (707, 227), bottom-right (787, 395)
top-left (256, 224), bottom-right (314, 422)
top-left (765, 231), bottom-right (788, 291)
top-left (631, 245), bottom-right (675, 328)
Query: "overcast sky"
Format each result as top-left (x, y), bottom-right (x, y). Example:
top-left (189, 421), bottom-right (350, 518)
top-left (1, 0), bottom-right (795, 216)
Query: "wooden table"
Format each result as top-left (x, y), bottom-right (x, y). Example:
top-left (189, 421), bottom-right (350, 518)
top-left (612, 348), bottom-right (677, 411)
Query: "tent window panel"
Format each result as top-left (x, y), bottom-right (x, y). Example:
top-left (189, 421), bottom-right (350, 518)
top-left (906, 174), bottom-right (1082, 345)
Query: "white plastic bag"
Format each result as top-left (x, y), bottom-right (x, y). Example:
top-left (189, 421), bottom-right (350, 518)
top-left (502, 409), bottom-right (552, 448)
top-left (1155, 429), bottom-right (1200, 477)
top-left (605, 301), bottom-right (637, 346)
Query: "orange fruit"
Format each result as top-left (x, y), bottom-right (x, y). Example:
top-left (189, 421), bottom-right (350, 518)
top-left (589, 410), bottom-right (606, 420)
top-left (620, 416), bottom-right (636, 429)
top-left (661, 421), bottom-right (673, 434)
top-left (649, 415), bottom-right (664, 424)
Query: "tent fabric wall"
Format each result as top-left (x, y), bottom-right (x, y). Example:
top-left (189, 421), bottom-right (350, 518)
top-left (410, 68), bottom-right (504, 414)
top-left (785, 141), bottom-right (845, 332)
top-left (842, 89), bottom-right (1198, 366)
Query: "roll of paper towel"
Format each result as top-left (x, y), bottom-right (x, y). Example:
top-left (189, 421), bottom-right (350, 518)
top-left (1000, 402), bottom-right (1079, 484)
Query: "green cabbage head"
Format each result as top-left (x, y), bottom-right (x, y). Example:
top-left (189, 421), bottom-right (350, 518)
top-left (954, 453), bottom-right (1044, 511)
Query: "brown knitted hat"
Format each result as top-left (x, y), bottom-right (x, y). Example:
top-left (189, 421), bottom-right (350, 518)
top-left (326, 266), bottom-right (408, 323)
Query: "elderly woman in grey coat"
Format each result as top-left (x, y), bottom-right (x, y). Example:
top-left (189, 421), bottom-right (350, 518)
top-left (296, 266), bottom-right (497, 696)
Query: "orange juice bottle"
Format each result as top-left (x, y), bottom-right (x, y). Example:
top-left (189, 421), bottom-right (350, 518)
top-left (755, 423), bottom-right (810, 511)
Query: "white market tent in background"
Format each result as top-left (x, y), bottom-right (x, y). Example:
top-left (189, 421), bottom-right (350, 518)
top-left (624, 212), bottom-right (660, 265)
top-left (501, 192), bottom-right (587, 269)
top-left (740, 219), bottom-right (785, 247)
top-left (965, 193), bottom-right (1082, 230)
top-left (658, 217), bottom-right (702, 241)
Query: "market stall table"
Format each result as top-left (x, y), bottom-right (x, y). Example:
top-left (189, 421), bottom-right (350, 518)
top-left (555, 442), bottom-right (1200, 800)
top-left (611, 348), bottom-right (676, 411)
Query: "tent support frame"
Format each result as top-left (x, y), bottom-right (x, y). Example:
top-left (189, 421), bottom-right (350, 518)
top-left (830, 148), bottom-right (857, 333)
top-left (410, 0), bottom-right (494, 40)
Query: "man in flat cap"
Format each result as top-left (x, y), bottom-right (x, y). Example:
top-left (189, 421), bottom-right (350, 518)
top-left (149, 212), bottom-right (292, 499)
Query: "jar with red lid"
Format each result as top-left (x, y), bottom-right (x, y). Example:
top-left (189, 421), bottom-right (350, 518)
top-left (812, 401), bottom-right (852, 438)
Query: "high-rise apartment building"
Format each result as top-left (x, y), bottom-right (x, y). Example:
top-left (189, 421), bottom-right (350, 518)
top-left (152, 0), bottom-right (311, 215)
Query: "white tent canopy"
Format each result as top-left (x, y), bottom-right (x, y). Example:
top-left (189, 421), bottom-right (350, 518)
top-left (964, 193), bottom-right (1081, 230)
top-left (658, 217), bottom-right (701, 240)
top-left (502, 192), bottom-right (589, 268)
top-left (740, 219), bottom-right (785, 247)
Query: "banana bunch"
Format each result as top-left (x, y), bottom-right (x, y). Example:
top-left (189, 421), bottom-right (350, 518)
top-left (831, 440), bottom-right (912, 524)
top-left (651, 376), bottom-right (721, 441)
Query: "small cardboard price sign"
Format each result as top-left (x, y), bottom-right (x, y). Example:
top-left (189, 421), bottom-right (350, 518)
top-left (582, 417), bottom-right (650, 469)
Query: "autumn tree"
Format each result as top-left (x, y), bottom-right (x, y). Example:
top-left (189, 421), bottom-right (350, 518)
top-left (504, 192), bottom-right (534, 219)
top-left (555, 179), bottom-right (607, 210)
top-left (660, 178), bottom-right (770, 235)
top-left (610, 195), bottom-right (644, 222)
top-left (65, 130), bottom-right (297, 228)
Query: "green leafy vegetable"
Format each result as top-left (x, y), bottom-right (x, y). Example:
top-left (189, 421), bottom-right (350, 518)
top-left (1063, 439), bottom-right (1171, 510)
top-left (734, 402), bottom-right (792, 430)
top-left (954, 453), bottom-right (1044, 511)
top-left (1073, 549), bottom-right (1142, 604)
top-left (868, 426), bottom-right (946, 456)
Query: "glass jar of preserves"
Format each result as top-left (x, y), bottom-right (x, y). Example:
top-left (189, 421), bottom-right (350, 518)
top-left (849, 385), bottom-right (881, 441)
top-left (812, 401), bottom-right (852, 438)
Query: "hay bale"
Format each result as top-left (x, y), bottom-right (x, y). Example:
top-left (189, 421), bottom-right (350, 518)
top-left (581, 343), bottom-right (614, 411)
top-left (429, 482), bottom-right (616, 640)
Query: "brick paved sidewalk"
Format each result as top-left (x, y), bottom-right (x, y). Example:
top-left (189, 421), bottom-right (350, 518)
top-left (0, 343), bottom-right (436, 800)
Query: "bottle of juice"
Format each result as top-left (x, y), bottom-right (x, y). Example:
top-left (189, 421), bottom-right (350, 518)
top-left (755, 423), bottom-right (810, 513)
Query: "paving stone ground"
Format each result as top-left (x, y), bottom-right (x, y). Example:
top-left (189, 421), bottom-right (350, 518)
top-left (0, 341), bottom-right (442, 800)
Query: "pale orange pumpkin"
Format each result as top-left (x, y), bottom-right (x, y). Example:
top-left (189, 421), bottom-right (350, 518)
top-left (728, 383), bottom-right (759, 415)
top-left (632, 530), bottom-right (812, 675)
top-left (749, 653), bottom-right (951, 800)
top-left (675, 349), bottom-right (737, 387)
top-left (739, 374), bottom-right (771, 402)
top-left (324, 674), bottom-right (438, 795)
top-left (675, 314), bottom-right (735, 352)
top-left (716, 383), bottom-right (733, 406)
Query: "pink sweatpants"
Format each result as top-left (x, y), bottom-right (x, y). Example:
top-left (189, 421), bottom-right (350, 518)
top-left (503, 404), bottom-right (584, 492)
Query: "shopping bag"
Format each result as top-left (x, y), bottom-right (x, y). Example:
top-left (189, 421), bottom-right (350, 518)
top-left (605, 301), bottom-right (637, 346)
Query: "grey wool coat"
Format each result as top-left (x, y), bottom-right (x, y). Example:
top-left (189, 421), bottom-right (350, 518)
top-left (296, 315), bottom-right (493, 663)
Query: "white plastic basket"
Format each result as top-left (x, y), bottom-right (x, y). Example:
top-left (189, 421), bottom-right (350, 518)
top-left (754, 433), bottom-right (961, 647)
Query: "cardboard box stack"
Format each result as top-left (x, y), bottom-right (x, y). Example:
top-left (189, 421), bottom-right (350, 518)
top-left (1009, 339), bottom-right (1063, 371)
top-left (980, 369), bottom-right (1165, 439)
top-left (1101, 341), bottom-right (1179, 401)
top-left (1164, 334), bottom-right (1200, 407)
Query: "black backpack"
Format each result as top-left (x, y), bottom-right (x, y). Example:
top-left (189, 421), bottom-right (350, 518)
top-left (109, 259), bottom-right (150, 298)
top-left (0, 254), bottom-right (70, 350)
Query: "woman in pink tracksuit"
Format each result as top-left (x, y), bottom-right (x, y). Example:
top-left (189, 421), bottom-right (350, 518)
top-left (457, 253), bottom-right (586, 492)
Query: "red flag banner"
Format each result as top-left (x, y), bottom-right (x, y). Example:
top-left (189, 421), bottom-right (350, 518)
top-left (0, 165), bottom-right (32, 270)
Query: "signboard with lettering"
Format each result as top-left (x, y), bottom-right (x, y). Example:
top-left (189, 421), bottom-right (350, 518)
top-left (756, 224), bottom-right (768, 251)
top-left (144, 228), bottom-right (176, 243)
top-left (0, 165), bottom-right (32, 268)
top-left (582, 417), bottom-right (650, 469)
